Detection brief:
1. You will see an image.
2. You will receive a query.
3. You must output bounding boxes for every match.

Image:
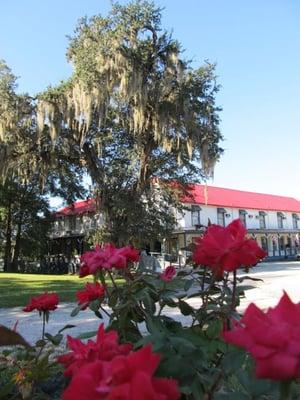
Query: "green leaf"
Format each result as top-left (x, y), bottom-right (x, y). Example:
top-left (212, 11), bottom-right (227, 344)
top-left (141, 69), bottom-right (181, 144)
top-left (178, 300), bottom-right (194, 316)
top-left (145, 316), bottom-right (166, 334)
top-left (35, 339), bottom-right (46, 347)
top-left (58, 324), bottom-right (76, 334)
top-left (108, 290), bottom-right (119, 308)
top-left (45, 333), bottom-right (63, 345)
top-left (89, 299), bottom-right (101, 312)
top-left (184, 279), bottom-right (194, 291)
top-left (191, 379), bottom-right (204, 399)
top-left (70, 303), bottom-right (86, 317)
top-left (206, 320), bottom-right (222, 339)
top-left (0, 382), bottom-right (14, 397)
top-left (94, 310), bottom-right (103, 319)
top-left (143, 292), bottom-right (156, 315)
top-left (222, 348), bottom-right (247, 373)
top-left (237, 275), bottom-right (263, 283)
top-left (169, 336), bottom-right (196, 355)
top-left (162, 298), bottom-right (177, 308)
top-left (237, 285), bottom-right (256, 293)
top-left (215, 393), bottom-right (250, 400)
top-left (76, 330), bottom-right (97, 339)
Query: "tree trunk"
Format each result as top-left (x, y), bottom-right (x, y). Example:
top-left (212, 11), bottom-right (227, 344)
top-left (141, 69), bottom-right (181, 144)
top-left (137, 134), bottom-right (155, 192)
top-left (12, 216), bottom-right (23, 272)
top-left (4, 203), bottom-right (12, 272)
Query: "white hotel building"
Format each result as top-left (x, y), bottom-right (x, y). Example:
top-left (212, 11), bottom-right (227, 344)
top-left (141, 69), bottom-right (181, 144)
top-left (50, 184), bottom-right (300, 262)
top-left (169, 185), bottom-right (300, 261)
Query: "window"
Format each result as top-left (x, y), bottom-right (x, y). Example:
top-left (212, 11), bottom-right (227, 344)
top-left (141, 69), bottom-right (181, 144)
top-left (56, 217), bottom-right (64, 230)
top-left (259, 211), bottom-right (266, 229)
top-left (261, 236), bottom-right (268, 252)
top-left (272, 236), bottom-right (277, 250)
top-left (277, 212), bottom-right (284, 229)
top-left (279, 236), bottom-right (285, 250)
top-left (191, 205), bottom-right (201, 226)
top-left (69, 216), bottom-right (76, 231)
top-left (76, 215), bottom-right (83, 231)
top-left (239, 210), bottom-right (247, 227)
top-left (292, 214), bottom-right (299, 229)
top-left (217, 208), bottom-right (226, 226)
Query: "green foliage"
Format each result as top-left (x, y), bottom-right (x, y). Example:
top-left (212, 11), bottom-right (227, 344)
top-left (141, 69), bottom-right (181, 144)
top-left (0, 264), bottom-right (292, 399)
top-left (0, 339), bottom-right (63, 399)
top-left (0, 179), bottom-right (51, 271)
top-left (65, 264), bottom-right (285, 399)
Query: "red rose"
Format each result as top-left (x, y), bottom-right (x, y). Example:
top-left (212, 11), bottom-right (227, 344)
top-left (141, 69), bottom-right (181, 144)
top-left (76, 282), bottom-right (105, 309)
top-left (58, 323), bottom-right (132, 378)
top-left (62, 345), bottom-right (180, 400)
top-left (118, 246), bottom-right (140, 263)
top-left (23, 292), bottom-right (59, 312)
top-left (79, 244), bottom-right (139, 277)
top-left (192, 219), bottom-right (266, 275)
top-left (160, 266), bottom-right (176, 282)
top-left (78, 263), bottom-right (90, 278)
top-left (223, 292), bottom-right (300, 380)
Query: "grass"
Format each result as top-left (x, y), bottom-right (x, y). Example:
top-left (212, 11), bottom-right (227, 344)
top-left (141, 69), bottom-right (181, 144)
top-left (0, 273), bottom-right (122, 308)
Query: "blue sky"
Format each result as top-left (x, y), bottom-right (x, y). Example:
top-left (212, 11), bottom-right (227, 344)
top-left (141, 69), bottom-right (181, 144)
top-left (1, 0), bottom-right (299, 203)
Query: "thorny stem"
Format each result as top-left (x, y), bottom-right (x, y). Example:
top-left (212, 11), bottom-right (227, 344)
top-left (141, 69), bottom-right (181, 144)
top-left (205, 354), bottom-right (224, 399)
top-left (231, 270), bottom-right (237, 311)
top-left (204, 272), bottom-right (216, 307)
top-left (108, 270), bottom-right (118, 292)
top-left (201, 266), bottom-right (207, 292)
top-left (279, 381), bottom-right (292, 400)
top-left (157, 301), bottom-right (164, 317)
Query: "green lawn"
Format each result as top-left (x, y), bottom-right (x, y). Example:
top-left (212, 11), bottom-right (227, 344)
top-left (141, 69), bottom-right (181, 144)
top-left (0, 273), bottom-right (106, 308)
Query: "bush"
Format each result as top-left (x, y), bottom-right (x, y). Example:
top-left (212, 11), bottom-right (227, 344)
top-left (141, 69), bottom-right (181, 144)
top-left (1, 220), bottom-right (298, 399)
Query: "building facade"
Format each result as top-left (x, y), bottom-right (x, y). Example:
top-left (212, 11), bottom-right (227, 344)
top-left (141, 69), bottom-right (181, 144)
top-left (49, 199), bottom-right (101, 258)
top-left (169, 185), bottom-right (300, 262)
top-left (50, 185), bottom-right (300, 262)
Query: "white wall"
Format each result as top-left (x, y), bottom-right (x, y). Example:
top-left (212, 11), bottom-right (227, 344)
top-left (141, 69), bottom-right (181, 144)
top-left (176, 204), bottom-right (299, 231)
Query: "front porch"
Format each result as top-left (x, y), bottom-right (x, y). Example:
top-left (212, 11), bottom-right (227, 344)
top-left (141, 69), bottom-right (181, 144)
top-left (166, 228), bottom-right (300, 265)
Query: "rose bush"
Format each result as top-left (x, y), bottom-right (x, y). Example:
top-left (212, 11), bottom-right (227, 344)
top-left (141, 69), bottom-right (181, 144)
top-left (3, 220), bottom-right (300, 399)
top-left (192, 219), bottom-right (267, 275)
top-left (62, 343), bottom-right (180, 400)
top-left (58, 324), bottom-right (133, 378)
top-left (223, 291), bottom-right (300, 380)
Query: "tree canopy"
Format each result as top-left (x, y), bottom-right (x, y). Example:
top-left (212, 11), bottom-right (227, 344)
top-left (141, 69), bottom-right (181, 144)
top-left (0, 0), bottom-right (223, 246)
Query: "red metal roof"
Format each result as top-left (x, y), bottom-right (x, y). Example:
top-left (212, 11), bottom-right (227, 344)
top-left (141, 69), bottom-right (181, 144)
top-left (56, 198), bottom-right (96, 216)
top-left (182, 184), bottom-right (300, 212)
top-left (55, 185), bottom-right (300, 216)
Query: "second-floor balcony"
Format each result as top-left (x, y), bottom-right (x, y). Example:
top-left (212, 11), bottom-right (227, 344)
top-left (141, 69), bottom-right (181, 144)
top-left (49, 218), bottom-right (104, 239)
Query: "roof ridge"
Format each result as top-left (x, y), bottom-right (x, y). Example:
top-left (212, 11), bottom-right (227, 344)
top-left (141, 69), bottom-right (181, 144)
top-left (190, 183), bottom-right (299, 201)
